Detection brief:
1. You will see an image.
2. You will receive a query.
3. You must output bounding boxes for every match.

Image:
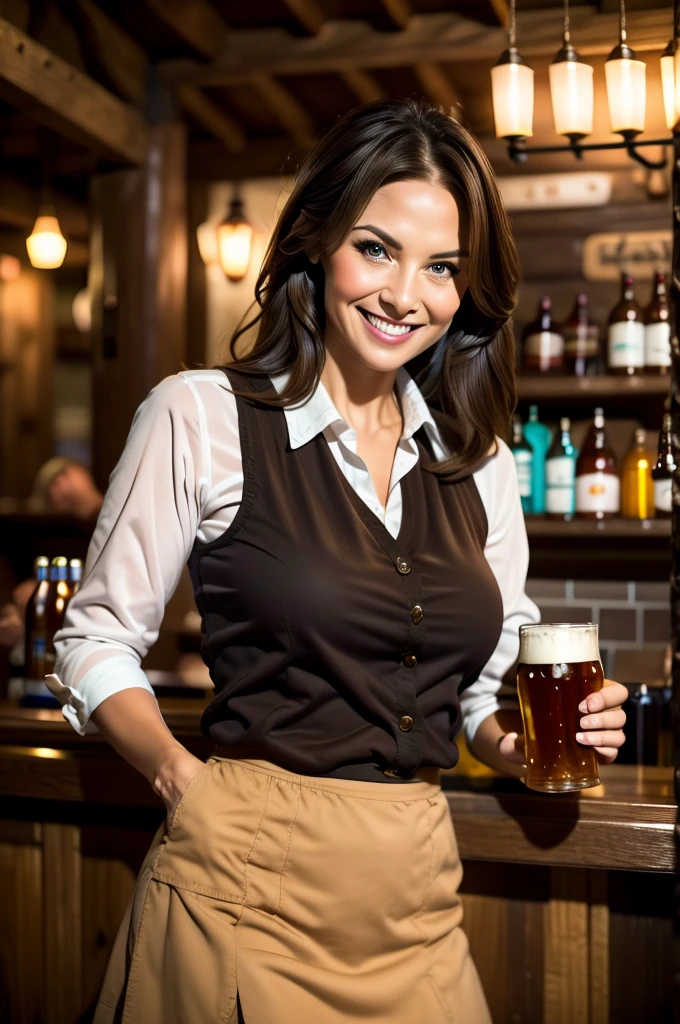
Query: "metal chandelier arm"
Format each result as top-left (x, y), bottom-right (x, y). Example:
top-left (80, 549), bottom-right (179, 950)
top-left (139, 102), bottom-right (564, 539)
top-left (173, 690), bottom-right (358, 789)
top-left (506, 137), bottom-right (672, 170)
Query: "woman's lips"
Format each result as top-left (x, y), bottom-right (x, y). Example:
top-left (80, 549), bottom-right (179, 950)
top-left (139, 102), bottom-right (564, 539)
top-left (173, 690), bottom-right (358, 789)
top-left (357, 307), bottom-right (424, 346)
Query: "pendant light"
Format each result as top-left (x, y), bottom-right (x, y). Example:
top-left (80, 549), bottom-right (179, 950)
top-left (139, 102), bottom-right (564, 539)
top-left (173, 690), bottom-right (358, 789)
top-left (26, 200), bottom-right (67, 270)
top-left (549, 0), bottom-right (594, 141)
top-left (196, 219), bottom-right (220, 266)
top-left (661, 38), bottom-right (676, 132)
top-left (491, 0), bottom-right (534, 140)
top-left (604, 0), bottom-right (646, 139)
top-left (216, 192), bottom-right (253, 282)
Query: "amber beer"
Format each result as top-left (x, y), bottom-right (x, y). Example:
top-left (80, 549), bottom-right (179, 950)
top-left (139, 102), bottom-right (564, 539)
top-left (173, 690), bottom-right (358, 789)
top-left (517, 623), bottom-right (604, 793)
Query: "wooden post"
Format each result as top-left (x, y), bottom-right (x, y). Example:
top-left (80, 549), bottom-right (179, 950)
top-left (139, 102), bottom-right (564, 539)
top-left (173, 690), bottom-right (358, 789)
top-left (89, 120), bottom-right (187, 491)
top-left (672, 7), bottom-right (680, 1018)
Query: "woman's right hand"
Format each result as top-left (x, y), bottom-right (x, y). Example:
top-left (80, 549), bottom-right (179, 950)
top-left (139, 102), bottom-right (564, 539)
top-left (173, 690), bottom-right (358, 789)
top-left (154, 745), bottom-right (207, 824)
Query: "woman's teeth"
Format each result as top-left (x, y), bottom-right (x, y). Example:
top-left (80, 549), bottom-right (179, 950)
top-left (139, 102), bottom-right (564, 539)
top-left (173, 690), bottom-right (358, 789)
top-left (365, 312), bottom-right (417, 336)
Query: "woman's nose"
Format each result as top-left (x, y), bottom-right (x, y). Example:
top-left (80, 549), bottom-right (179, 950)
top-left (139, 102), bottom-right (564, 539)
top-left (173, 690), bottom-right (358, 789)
top-left (381, 267), bottom-right (420, 319)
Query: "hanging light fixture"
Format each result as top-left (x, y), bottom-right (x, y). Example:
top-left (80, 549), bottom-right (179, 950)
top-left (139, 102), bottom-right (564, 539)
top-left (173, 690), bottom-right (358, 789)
top-left (549, 0), bottom-right (594, 142)
top-left (196, 219), bottom-right (220, 266)
top-left (26, 200), bottom-right (67, 270)
top-left (604, 0), bottom-right (646, 139)
top-left (490, 0), bottom-right (534, 141)
top-left (216, 192), bottom-right (253, 283)
top-left (661, 38), bottom-right (676, 132)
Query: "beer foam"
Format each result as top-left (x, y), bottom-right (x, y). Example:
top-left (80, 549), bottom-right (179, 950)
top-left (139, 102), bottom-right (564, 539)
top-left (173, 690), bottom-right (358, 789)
top-left (519, 624), bottom-right (599, 665)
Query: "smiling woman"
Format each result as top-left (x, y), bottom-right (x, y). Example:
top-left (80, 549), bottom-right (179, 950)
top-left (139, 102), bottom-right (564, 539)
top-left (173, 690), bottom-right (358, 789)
top-left (223, 98), bottom-right (519, 480)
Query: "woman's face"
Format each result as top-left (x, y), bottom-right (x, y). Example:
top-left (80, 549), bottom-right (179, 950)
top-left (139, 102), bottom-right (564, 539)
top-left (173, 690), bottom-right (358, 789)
top-left (319, 178), bottom-right (468, 375)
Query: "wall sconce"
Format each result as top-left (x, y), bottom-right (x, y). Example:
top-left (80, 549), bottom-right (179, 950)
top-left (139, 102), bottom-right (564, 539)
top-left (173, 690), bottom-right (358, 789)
top-left (26, 201), bottom-right (67, 270)
top-left (197, 190), bottom-right (254, 283)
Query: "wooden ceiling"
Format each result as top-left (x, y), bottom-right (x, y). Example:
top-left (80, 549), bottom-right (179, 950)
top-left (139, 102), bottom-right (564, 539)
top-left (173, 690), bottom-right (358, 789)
top-left (0, 0), bottom-right (675, 193)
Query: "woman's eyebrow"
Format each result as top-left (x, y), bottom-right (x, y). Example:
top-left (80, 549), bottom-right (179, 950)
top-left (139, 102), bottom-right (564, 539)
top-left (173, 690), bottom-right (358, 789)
top-left (353, 224), bottom-right (467, 260)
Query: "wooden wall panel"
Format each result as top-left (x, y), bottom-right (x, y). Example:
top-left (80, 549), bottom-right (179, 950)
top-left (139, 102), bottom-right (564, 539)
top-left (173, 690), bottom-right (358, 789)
top-left (42, 823), bottom-right (82, 1024)
top-left (544, 868), bottom-right (590, 1024)
top-left (0, 828), bottom-right (44, 1023)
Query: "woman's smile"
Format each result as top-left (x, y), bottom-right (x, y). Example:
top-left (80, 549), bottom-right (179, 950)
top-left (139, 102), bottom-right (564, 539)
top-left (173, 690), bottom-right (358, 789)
top-left (357, 306), bottom-right (425, 345)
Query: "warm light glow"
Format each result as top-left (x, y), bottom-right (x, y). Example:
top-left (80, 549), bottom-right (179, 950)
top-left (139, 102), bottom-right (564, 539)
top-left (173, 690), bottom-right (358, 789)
top-left (673, 46), bottom-right (680, 131)
top-left (71, 288), bottom-right (91, 333)
top-left (26, 213), bottom-right (67, 269)
top-left (217, 219), bottom-right (253, 282)
top-left (604, 56), bottom-right (646, 135)
top-left (0, 254), bottom-right (21, 281)
top-left (196, 219), bottom-right (220, 266)
top-left (549, 59), bottom-right (594, 137)
top-left (661, 47), bottom-right (676, 130)
top-left (491, 60), bottom-right (534, 138)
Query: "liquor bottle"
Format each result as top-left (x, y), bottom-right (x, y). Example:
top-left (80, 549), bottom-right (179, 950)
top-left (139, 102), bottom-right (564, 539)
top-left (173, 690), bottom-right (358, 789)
top-left (575, 407), bottom-right (620, 519)
top-left (23, 556), bottom-right (50, 700)
top-left (563, 293), bottom-right (601, 377)
top-left (621, 428), bottom-right (655, 519)
top-left (44, 556), bottom-right (71, 677)
top-left (511, 415), bottom-right (533, 514)
top-left (523, 405), bottom-right (552, 513)
top-left (545, 417), bottom-right (577, 519)
top-left (644, 271), bottom-right (671, 374)
top-left (652, 412), bottom-right (675, 518)
top-left (69, 558), bottom-right (83, 595)
top-left (607, 272), bottom-right (644, 375)
top-left (521, 296), bottom-right (565, 374)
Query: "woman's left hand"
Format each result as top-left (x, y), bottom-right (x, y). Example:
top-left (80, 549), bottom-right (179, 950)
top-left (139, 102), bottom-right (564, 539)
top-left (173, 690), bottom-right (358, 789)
top-left (576, 678), bottom-right (628, 764)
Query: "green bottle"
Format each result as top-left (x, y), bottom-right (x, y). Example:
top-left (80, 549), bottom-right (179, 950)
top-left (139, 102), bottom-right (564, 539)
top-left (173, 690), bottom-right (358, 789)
top-left (523, 405), bottom-right (552, 514)
top-left (511, 415), bottom-right (533, 515)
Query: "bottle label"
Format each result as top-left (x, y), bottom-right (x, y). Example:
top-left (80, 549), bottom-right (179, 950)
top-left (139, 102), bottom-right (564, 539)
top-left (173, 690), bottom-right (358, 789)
top-left (563, 326), bottom-right (600, 359)
top-left (576, 472), bottom-right (620, 513)
top-left (654, 478), bottom-right (672, 513)
top-left (523, 331), bottom-right (564, 370)
top-left (607, 321), bottom-right (644, 368)
top-left (546, 457), bottom-right (576, 514)
top-left (513, 451), bottom-right (533, 497)
top-left (644, 322), bottom-right (671, 367)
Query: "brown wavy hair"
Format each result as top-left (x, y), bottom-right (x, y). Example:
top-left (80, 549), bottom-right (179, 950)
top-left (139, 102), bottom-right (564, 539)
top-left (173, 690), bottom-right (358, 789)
top-left (219, 98), bottom-right (518, 479)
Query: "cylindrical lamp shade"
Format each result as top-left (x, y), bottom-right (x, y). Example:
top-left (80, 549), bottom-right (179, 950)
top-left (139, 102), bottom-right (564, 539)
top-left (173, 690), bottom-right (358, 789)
top-left (549, 58), bottom-right (594, 138)
top-left (491, 59), bottom-right (534, 138)
top-left (217, 220), bottom-right (253, 282)
top-left (661, 48), bottom-right (676, 130)
top-left (604, 56), bottom-right (646, 136)
top-left (26, 214), bottom-right (67, 269)
top-left (196, 220), bottom-right (220, 266)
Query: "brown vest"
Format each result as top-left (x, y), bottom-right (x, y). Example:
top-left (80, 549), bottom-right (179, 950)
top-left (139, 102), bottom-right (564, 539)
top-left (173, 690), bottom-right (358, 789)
top-left (188, 369), bottom-right (504, 781)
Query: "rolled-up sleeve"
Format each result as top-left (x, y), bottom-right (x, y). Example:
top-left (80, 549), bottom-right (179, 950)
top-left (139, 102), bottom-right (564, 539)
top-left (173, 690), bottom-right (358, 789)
top-left (460, 438), bottom-right (540, 747)
top-left (46, 375), bottom-right (209, 734)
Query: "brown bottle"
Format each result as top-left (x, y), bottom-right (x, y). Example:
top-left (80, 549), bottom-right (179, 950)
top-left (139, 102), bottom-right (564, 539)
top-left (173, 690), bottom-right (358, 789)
top-left (652, 412), bottom-right (675, 518)
top-left (644, 271), bottom-right (671, 374)
top-left (575, 407), bottom-right (620, 519)
top-left (521, 296), bottom-right (565, 374)
top-left (621, 428), bottom-right (654, 519)
top-left (607, 272), bottom-right (644, 375)
top-left (44, 556), bottom-right (71, 676)
top-left (24, 556), bottom-right (50, 695)
top-left (563, 293), bottom-right (601, 377)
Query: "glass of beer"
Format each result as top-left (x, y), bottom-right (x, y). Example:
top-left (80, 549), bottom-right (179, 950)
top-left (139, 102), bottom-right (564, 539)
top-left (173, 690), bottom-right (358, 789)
top-left (517, 622), bottom-right (604, 793)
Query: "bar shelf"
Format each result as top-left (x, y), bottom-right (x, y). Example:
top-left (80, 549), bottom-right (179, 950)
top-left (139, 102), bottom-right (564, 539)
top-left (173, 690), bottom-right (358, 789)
top-left (517, 375), bottom-right (670, 400)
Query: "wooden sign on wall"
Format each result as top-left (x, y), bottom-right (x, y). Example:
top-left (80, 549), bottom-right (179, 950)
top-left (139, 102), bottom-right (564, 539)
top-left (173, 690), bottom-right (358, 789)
top-left (582, 230), bottom-right (672, 281)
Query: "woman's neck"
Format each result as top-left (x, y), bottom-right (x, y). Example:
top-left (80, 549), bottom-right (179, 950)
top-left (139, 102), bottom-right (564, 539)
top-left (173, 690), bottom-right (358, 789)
top-left (320, 348), bottom-right (402, 437)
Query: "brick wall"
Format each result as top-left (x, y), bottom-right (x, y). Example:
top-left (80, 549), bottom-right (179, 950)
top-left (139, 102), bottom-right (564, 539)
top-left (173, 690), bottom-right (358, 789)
top-left (526, 579), bottom-right (671, 683)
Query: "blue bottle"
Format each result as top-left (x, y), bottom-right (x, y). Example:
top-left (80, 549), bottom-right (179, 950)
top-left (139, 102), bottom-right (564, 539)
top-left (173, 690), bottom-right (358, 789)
top-left (511, 415), bottom-right (533, 514)
top-left (523, 405), bottom-right (552, 514)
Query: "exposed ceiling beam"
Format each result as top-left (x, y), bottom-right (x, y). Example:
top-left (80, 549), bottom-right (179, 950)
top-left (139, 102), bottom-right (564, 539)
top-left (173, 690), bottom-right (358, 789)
top-left (159, 8), bottom-right (674, 86)
top-left (252, 75), bottom-right (315, 147)
top-left (379, 0), bottom-right (460, 114)
top-left (189, 136), bottom-right (307, 180)
top-left (71, 0), bottom-right (148, 105)
top-left (175, 83), bottom-right (246, 152)
top-left (0, 172), bottom-right (89, 238)
top-left (0, 16), bottom-right (147, 164)
top-left (280, 0), bottom-right (385, 103)
top-left (145, 0), bottom-right (317, 149)
top-left (487, 0), bottom-right (510, 28)
top-left (142, 0), bottom-right (227, 60)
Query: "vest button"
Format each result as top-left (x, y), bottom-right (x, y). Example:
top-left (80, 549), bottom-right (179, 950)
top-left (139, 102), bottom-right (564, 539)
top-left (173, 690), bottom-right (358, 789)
top-left (399, 715), bottom-right (414, 732)
top-left (396, 557), bottom-right (411, 575)
top-left (401, 652), bottom-right (417, 669)
top-left (410, 604), bottom-right (424, 625)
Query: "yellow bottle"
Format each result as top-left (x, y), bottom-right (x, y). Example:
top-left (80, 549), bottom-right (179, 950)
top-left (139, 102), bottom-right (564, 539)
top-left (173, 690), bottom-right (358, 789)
top-left (621, 428), bottom-right (655, 519)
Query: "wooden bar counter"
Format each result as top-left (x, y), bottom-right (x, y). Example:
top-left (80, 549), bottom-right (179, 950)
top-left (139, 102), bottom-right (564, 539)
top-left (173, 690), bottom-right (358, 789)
top-left (0, 697), bottom-right (675, 1024)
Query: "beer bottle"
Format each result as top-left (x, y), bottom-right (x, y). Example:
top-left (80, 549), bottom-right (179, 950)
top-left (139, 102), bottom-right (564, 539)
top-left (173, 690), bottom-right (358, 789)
top-left (23, 556), bottom-right (50, 700)
top-left (523, 405), bottom-right (551, 514)
top-left (545, 417), bottom-right (577, 519)
top-left (575, 407), bottom-right (620, 519)
top-left (44, 556), bottom-right (70, 677)
top-left (607, 272), bottom-right (644, 375)
top-left (563, 293), bottom-right (601, 377)
top-left (511, 415), bottom-right (533, 514)
top-left (621, 428), bottom-right (655, 519)
top-left (69, 558), bottom-right (83, 595)
top-left (652, 412), bottom-right (675, 518)
top-left (521, 296), bottom-right (565, 374)
top-left (644, 271), bottom-right (671, 374)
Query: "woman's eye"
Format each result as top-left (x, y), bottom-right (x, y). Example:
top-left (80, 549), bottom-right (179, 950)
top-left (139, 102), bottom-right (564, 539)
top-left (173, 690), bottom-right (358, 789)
top-left (365, 242), bottom-right (385, 259)
top-left (430, 263), bottom-right (457, 277)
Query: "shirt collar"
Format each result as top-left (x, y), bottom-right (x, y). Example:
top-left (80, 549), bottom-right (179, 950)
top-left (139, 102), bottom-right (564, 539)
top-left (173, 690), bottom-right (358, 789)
top-left (270, 366), bottom-right (447, 457)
